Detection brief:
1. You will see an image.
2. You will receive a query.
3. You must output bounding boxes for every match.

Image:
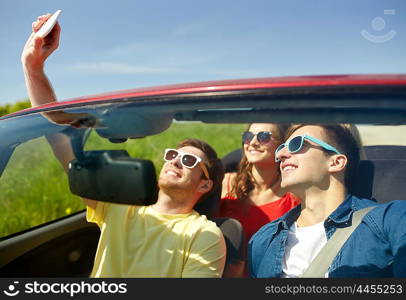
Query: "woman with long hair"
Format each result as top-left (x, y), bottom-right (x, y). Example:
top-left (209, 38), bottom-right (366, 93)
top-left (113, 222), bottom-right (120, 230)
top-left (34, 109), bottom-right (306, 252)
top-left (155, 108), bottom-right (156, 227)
top-left (217, 123), bottom-right (300, 277)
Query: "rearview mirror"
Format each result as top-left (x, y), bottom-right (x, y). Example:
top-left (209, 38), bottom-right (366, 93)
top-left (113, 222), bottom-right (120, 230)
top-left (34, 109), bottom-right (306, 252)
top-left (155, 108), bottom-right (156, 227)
top-left (68, 150), bottom-right (158, 205)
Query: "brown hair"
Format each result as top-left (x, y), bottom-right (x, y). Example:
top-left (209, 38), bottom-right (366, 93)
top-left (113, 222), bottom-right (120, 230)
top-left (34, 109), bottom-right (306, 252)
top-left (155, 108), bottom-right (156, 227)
top-left (231, 123), bottom-right (290, 207)
top-left (285, 124), bottom-right (361, 193)
top-left (177, 138), bottom-right (224, 217)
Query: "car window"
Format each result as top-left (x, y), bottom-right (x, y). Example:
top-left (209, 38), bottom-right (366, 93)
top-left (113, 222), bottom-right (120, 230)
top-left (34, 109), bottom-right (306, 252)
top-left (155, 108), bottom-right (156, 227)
top-left (1, 96), bottom-right (405, 240)
top-left (0, 137), bottom-right (84, 238)
top-left (0, 119), bottom-right (245, 239)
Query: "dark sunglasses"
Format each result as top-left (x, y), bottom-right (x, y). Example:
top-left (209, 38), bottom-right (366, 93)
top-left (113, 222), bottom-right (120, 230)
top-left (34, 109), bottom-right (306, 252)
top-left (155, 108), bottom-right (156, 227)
top-left (275, 134), bottom-right (341, 162)
top-left (164, 148), bottom-right (210, 179)
top-left (242, 131), bottom-right (272, 144)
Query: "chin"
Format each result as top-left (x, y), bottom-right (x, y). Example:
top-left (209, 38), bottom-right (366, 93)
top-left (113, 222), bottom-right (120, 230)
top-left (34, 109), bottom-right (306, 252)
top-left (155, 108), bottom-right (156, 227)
top-left (158, 178), bottom-right (176, 190)
top-left (247, 156), bottom-right (265, 164)
top-left (280, 178), bottom-right (295, 189)
top-left (158, 182), bottom-right (180, 195)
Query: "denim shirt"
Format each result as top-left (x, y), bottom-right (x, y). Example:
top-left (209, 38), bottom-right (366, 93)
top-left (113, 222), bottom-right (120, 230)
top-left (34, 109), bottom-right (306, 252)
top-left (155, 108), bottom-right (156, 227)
top-left (248, 195), bottom-right (406, 278)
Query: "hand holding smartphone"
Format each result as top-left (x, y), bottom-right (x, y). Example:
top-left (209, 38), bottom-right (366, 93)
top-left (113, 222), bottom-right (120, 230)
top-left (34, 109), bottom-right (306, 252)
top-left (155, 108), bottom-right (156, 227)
top-left (36, 9), bottom-right (62, 38)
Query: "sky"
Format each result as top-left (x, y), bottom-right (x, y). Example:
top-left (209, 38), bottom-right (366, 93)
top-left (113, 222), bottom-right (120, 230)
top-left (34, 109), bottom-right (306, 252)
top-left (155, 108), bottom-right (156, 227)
top-left (0, 0), bottom-right (405, 105)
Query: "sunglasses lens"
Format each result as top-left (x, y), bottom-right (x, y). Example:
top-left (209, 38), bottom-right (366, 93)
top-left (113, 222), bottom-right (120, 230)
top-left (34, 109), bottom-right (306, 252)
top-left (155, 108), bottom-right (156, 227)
top-left (181, 154), bottom-right (198, 168)
top-left (242, 132), bottom-right (255, 144)
top-left (257, 131), bottom-right (271, 143)
top-left (276, 143), bottom-right (285, 153)
top-left (288, 136), bottom-right (304, 153)
top-left (165, 149), bottom-right (178, 161)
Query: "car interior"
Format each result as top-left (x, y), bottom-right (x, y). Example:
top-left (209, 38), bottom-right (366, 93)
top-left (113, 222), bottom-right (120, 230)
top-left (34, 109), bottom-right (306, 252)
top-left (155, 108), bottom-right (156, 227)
top-left (3, 141), bottom-right (405, 278)
top-left (0, 81), bottom-right (405, 277)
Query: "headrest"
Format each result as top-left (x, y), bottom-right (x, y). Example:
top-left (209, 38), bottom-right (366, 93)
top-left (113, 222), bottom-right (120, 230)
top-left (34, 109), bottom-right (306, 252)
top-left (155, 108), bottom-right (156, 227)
top-left (213, 218), bottom-right (244, 263)
top-left (353, 159), bottom-right (406, 203)
top-left (364, 145), bottom-right (406, 160)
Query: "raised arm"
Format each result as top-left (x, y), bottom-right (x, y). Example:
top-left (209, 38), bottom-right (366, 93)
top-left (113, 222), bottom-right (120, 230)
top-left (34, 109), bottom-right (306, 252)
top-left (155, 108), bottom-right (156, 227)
top-left (21, 14), bottom-right (97, 209)
top-left (21, 14), bottom-right (60, 107)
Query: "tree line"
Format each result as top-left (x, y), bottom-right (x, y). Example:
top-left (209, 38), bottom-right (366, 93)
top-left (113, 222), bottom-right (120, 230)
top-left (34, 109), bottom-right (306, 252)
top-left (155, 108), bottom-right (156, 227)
top-left (0, 100), bottom-right (30, 117)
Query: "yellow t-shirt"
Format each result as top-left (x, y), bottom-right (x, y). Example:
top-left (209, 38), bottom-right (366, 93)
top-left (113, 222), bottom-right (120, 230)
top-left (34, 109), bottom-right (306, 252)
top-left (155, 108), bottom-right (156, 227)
top-left (87, 202), bottom-right (226, 278)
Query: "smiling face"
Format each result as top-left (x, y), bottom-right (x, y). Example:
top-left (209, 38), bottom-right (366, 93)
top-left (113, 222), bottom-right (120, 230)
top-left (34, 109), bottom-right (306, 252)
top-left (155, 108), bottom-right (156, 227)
top-left (243, 123), bottom-right (281, 166)
top-left (158, 145), bottom-right (208, 195)
top-left (276, 125), bottom-right (337, 194)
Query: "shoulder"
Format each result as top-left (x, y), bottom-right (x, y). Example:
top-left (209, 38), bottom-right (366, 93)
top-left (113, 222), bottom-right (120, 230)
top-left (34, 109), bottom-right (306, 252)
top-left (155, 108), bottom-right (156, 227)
top-left (354, 198), bottom-right (406, 236)
top-left (367, 200), bottom-right (406, 218)
top-left (351, 195), bottom-right (378, 208)
top-left (188, 215), bottom-right (226, 248)
top-left (190, 213), bottom-right (224, 235)
top-left (249, 218), bottom-right (279, 246)
top-left (226, 172), bottom-right (237, 180)
top-left (371, 201), bottom-right (406, 244)
top-left (350, 195), bottom-right (406, 214)
top-left (222, 172), bottom-right (237, 186)
top-left (221, 172), bottom-right (237, 198)
top-left (104, 203), bottom-right (144, 220)
top-left (248, 218), bottom-right (279, 274)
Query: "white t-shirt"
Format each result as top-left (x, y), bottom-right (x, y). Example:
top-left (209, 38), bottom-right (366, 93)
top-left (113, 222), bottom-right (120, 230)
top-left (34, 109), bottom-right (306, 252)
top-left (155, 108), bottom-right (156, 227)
top-left (282, 221), bottom-right (328, 278)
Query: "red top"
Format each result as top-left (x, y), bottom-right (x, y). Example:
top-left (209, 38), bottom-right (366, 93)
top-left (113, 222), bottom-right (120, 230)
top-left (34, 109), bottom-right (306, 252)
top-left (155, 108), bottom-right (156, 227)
top-left (217, 192), bottom-right (300, 243)
top-left (216, 190), bottom-right (300, 277)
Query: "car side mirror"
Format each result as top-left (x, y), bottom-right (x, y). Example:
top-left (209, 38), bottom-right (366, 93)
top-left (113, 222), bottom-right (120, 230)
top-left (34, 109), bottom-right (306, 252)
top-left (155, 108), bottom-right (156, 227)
top-left (68, 150), bottom-right (158, 205)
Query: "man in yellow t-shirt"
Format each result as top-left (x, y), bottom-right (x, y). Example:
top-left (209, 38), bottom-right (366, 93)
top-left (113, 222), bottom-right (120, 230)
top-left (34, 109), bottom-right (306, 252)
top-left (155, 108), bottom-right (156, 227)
top-left (85, 139), bottom-right (226, 277)
top-left (22, 14), bottom-right (227, 278)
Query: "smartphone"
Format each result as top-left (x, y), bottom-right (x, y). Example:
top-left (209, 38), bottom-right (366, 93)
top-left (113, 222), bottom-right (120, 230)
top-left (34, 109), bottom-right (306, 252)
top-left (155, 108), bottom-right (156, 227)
top-left (36, 10), bottom-right (62, 38)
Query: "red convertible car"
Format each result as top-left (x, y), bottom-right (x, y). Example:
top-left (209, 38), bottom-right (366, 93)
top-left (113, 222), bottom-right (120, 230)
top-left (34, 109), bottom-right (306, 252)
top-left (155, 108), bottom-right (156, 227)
top-left (0, 74), bottom-right (405, 279)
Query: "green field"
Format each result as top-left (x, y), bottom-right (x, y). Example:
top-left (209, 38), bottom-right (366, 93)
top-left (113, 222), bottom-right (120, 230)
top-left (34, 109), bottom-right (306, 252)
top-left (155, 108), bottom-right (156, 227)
top-left (0, 122), bottom-right (246, 238)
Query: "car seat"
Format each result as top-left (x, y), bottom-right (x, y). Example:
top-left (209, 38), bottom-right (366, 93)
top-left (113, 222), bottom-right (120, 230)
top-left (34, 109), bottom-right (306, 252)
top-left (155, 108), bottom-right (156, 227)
top-left (352, 159), bottom-right (406, 203)
top-left (212, 217), bottom-right (245, 277)
top-left (221, 148), bottom-right (242, 173)
top-left (363, 145), bottom-right (406, 160)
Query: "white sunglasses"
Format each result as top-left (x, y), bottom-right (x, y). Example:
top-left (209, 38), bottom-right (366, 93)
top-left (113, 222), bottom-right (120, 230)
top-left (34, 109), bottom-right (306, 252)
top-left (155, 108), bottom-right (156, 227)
top-left (164, 148), bottom-right (210, 179)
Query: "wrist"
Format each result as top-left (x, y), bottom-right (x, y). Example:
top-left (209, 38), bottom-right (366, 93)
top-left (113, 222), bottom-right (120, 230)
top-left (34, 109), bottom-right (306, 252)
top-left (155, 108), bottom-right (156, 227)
top-left (23, 61), bottom-right (44, 72)
top-left (22, 54), bottom-right (45, 73)
top-left (22, 63), bottom-right (46, 80)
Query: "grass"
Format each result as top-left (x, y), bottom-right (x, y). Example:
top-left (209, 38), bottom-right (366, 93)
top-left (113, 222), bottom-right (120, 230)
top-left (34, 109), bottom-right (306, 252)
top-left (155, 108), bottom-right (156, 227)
top-left (0, 122), bottom-right (246, 238)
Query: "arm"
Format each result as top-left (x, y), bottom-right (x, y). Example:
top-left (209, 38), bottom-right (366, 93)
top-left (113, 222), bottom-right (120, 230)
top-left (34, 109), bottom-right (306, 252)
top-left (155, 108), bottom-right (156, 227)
top-left (21, 14), bottom-right (59, 107)
top-left (386, 201), bottom-right (406, 277)
top-left (21, 14), bottom-right (97, 209)
top-left (221, 172), bottom-right (236, 198)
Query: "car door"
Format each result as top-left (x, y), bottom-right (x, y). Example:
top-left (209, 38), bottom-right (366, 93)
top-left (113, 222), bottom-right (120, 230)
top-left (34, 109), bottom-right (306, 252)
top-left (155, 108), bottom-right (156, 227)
top-left (0, 113), bottom-right (99, 277)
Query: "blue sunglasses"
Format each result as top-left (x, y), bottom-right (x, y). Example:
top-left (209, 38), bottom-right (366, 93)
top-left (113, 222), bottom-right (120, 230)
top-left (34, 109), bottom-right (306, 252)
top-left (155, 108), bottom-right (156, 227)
top-left (275, 134), bottom-right (341, 162)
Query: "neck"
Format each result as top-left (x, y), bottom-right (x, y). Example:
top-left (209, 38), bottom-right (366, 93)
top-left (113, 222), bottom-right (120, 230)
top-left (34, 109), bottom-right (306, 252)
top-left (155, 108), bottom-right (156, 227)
top-left (251, 164), bottom-right (283, 193)
top-left (247, 164), bottom-right (285, 206)
top-left (153, 190), bottom-right (198, 214)
top-left (296, 181), bottom-right (347, 227)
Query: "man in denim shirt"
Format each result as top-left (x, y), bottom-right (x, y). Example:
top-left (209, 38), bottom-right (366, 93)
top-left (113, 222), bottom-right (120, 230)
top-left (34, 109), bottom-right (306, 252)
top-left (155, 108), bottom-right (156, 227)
top-left (248, 124), bottom-right (406, 277)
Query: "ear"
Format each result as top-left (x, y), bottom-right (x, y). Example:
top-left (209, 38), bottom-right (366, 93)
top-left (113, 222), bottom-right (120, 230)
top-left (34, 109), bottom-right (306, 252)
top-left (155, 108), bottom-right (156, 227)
top-left (328, 154), bottom-right (347, 173)
top-left (197, 179), bottom-right (213, 194)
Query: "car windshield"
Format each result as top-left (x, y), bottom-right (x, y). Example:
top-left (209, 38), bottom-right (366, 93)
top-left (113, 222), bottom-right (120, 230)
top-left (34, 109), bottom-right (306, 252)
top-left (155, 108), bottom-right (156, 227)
top-left (0, 92), bottom-right (405, 239)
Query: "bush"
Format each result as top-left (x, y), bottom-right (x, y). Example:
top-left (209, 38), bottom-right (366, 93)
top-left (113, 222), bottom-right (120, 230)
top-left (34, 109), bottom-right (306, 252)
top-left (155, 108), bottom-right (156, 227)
top-left (0, 100), bottom-right (30, 117)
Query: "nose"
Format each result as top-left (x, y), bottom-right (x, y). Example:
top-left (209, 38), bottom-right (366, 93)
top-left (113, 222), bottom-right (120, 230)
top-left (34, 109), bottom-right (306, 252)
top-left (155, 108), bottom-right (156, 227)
top-left (169, 154), bottom-right (183, 168)
top-left (249, 134), bottom-right (259, 146)
top-left (275, 145), bottom-right (290, 162)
